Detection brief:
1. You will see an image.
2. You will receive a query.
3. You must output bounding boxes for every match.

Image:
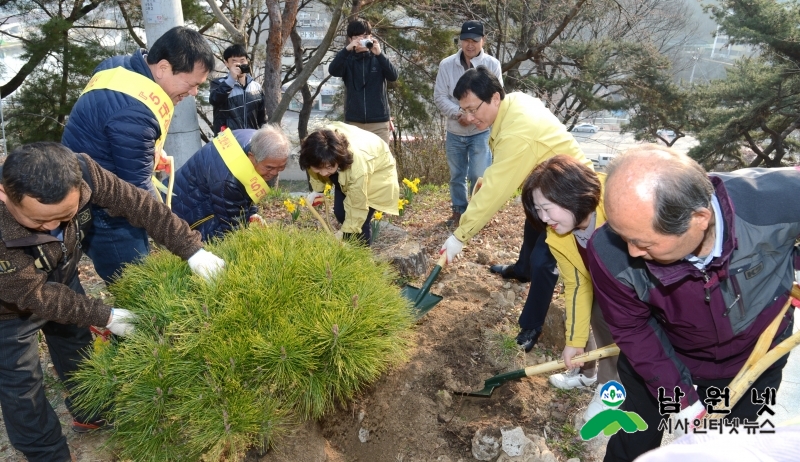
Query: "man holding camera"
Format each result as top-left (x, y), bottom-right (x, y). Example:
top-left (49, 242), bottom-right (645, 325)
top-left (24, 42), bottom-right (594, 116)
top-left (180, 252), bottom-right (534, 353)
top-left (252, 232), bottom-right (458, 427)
top-left (329, 18), bottom-right (398, 145)
top-left (210, 44), bottom-right (268, 135)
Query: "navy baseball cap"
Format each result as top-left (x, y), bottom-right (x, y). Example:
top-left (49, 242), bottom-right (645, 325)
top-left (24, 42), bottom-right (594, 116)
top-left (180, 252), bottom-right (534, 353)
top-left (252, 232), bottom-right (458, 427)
top-left (460, 21), bottom-right (484, 40)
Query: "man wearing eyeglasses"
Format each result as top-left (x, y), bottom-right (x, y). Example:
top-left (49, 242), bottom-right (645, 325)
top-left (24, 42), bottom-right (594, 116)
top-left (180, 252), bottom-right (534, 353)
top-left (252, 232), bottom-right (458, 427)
top-left (434, 21), bottom-right (503, 227)
top-left (438, 66), bottom-right (591, 352)
top-left (168, 125), bottom-right (290, 241)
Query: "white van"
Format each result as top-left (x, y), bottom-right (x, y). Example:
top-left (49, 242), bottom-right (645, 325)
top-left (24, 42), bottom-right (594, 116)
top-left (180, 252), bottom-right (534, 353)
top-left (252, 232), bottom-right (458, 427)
top-left (591, 154), bottom-right (616, 169)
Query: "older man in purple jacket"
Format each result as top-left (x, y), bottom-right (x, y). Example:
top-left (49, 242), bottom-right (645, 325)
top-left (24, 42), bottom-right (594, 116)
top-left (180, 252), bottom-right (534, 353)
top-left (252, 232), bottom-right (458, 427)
top-left (587, 145), bottom-right (799, 461)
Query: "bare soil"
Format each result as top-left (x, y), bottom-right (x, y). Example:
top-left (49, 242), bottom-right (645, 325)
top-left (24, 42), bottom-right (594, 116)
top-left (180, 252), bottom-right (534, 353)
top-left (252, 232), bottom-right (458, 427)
top-left (0, 188), bottom-right (603, 462)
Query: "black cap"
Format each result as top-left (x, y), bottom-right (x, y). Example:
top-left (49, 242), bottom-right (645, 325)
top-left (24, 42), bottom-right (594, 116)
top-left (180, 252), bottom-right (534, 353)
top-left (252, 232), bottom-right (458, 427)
top-left (460, 21), bottom-right (484, 40)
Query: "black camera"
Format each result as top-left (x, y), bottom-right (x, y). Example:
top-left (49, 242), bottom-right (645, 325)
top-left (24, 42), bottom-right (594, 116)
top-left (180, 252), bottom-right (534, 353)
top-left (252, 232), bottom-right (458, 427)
top-left (237, 63), bottom-right (251, 74)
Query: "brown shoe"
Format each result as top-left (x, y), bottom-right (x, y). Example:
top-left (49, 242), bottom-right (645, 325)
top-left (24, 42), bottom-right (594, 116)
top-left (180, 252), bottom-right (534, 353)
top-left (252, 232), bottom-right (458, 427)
top-left (446, 211), bottom-right (462, 227)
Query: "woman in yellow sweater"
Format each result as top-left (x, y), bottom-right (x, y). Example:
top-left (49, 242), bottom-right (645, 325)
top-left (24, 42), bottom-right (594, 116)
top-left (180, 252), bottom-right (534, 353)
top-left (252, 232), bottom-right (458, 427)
top-left (300, 122), bottom-right (399, 245)
top-left (521, 155), bottom-right (619, 421)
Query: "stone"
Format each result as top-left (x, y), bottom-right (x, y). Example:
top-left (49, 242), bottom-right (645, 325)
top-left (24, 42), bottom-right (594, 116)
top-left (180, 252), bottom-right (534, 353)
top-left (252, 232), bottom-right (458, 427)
top-left (381, 240), bottom-right (429, 278)
top-left (357, 427), bottom-right (369, 443)
top-left (539, 450), bottom-right (558, 462)
top-left (539, 301), bottom-right (566, 350)
top-left (436, 389), bottom-right (453, 408)
top-left (501, 427), bottom-right (532, 457)
top-left (506, 290), bottom-right (516, 304)
top-left (472, 426), bottom-right (502, 461)
top-left (530, 434), bottom-right (549, 454)
top-left (566, 458), bottom-right (581, 462)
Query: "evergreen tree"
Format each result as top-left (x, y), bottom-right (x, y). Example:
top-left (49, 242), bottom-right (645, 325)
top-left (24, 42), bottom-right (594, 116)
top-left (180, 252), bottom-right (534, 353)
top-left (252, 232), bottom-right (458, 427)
top-left (688, 0), bottom-right (800, 168)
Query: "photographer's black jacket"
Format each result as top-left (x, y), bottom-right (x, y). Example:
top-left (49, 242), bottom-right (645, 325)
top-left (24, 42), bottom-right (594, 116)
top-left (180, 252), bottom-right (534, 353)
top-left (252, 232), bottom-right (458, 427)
top-left (209, 74), bottom-right (267, 134)
top-left (329, 48), bottom-right (398, 123)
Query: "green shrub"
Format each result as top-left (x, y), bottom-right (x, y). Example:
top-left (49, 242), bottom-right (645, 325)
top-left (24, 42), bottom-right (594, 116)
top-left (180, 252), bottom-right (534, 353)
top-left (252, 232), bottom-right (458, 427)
top-left (71, 225), bottom-right (415, 461)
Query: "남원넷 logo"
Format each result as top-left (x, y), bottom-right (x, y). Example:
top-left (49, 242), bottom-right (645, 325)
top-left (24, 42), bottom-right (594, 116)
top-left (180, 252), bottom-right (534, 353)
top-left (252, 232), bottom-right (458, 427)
top-left (580, 381), bottom-right (648, 440)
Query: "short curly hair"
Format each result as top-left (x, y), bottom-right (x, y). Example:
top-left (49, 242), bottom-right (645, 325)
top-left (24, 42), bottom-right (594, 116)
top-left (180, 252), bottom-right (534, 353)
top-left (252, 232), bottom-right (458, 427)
top-left (521, 155), bottom-right (601, 232)
top-left (298, 129), bottom-right (354, 172)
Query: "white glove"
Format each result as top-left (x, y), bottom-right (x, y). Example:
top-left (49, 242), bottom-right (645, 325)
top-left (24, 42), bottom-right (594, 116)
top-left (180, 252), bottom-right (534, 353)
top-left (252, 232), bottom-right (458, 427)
top-left (188, 249), bottom-right (226, 281)
top-left (306, 191), bottom-right (325, 207)
top-left (671, 400), bottom-right (706, 438)
top-left (440, 234), bottom-right (464, 264)
top-left (106, 308), bottom-right (136, 337)
top-left (248, 214), bottom-right (266, 226)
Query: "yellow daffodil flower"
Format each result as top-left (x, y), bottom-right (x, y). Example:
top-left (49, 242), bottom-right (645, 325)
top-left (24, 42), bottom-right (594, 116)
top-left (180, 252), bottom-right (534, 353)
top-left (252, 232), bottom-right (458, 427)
top-left (373, 211), bottom-right (383, 221)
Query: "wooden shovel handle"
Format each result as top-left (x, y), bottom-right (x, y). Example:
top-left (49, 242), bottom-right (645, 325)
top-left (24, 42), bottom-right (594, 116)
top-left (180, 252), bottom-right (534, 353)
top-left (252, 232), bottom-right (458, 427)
top-left (305, 201), bottom-right (332, 234)
top-left (707, 284), bottom-right (800, 419)
top-left (709, 329), bottom-right (800, 420)
top-left (521, 344), bottom-right (620, 378)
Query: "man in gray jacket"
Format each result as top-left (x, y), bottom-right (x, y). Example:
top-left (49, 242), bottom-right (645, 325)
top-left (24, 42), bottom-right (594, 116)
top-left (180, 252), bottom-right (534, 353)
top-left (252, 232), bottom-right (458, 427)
top-left (434, 21), bottom-right (503, 226)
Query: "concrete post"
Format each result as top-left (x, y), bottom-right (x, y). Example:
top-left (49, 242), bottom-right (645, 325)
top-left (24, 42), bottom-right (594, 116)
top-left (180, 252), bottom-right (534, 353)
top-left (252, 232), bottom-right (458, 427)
top-left (140, 0), bottom-right (202, 169)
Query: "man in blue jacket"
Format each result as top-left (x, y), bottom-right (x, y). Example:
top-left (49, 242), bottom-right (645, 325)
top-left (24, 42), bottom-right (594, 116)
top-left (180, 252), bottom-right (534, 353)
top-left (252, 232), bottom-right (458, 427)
top-left (170, 124), bottom-right (290, 242)
top-left (62, 26), bottom-right (214, 283)
top-left (587, 145), bottom-right (799, 461)
top-left (328, 18), bottom-right (398, 145)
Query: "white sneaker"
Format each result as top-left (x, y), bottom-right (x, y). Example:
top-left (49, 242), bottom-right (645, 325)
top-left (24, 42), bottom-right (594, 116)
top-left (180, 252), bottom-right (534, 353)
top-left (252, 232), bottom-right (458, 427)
top-left (548, 369), bottom-right (597, 390)
top-left (583, 386), bottom-right (611, 422)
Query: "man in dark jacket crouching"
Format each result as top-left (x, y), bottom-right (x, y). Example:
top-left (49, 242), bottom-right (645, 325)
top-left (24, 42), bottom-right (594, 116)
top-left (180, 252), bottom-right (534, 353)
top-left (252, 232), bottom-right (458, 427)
top-left (0, 142), bottom-right (225, 461)
top-left (169, 124), bottom-right (290, 242)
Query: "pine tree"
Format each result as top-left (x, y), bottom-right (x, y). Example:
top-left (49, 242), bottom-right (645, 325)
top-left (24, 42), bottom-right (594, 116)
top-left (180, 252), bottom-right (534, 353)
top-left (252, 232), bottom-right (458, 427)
top-left (71, 225), bottom-right (415, 461)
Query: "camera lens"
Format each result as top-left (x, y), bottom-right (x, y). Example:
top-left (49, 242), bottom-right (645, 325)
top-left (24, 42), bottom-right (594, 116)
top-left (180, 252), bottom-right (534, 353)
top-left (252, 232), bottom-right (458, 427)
top-left (238, 64), bottom-right (250, 74)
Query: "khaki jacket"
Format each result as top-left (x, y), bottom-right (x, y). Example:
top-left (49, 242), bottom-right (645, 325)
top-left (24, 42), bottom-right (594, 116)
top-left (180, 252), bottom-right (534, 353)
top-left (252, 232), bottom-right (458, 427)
top-left (309, 122), bottom-right (400, 233)
top-left (545, 173), bottom-right (606, 347)
top-left (0, 154), bottom-right (203, 327)
top-left (455, 93), bottom-right (590, 242)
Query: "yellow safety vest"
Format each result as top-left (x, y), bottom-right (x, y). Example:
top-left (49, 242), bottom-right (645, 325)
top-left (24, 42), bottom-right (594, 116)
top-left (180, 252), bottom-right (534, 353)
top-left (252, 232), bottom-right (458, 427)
top-left (80, 67), bottom-right (176, 206)
top-left (213, 128), bottom-right (270, 204)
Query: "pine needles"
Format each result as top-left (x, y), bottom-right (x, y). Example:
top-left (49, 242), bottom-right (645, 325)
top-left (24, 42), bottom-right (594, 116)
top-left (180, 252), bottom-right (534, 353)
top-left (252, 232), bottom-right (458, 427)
top-left (70, 225), bottom-right (415, 461)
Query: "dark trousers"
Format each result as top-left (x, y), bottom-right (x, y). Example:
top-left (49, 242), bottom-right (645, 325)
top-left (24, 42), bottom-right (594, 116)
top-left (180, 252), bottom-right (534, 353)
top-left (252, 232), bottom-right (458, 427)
top-left (605, 336), bottom-right (791, 462)
top-left (331, 173), bottom-right (375, 246)
top-left (514, 219), bottom-right (559, 330)
top-left (85, 205), bottom-right (150, 284)
top-left (0, 275), bottom-right (95, 462)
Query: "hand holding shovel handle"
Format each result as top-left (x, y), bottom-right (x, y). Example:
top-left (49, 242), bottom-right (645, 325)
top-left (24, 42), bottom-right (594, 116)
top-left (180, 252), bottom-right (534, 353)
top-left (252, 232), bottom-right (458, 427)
top-left (463, 344), bottom-right (620, 397)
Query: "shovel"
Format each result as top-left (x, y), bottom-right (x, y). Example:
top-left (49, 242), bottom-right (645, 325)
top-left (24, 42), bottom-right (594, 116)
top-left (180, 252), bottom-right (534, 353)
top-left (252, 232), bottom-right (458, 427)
top-left (402, 253), bottom-right (448, 320)
top-left (461, 344), bottom-right (621, 397)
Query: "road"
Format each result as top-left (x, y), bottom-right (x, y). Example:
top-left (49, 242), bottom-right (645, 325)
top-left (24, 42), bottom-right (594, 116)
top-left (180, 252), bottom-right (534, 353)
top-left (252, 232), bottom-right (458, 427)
top-left (570, 129), bottom-right (698, 162)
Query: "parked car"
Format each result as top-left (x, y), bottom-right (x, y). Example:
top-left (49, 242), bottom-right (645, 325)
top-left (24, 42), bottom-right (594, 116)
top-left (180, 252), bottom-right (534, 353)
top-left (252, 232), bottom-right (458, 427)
top-left (595, 154), bottom-right (615, 169)
top-left (657, 129), bottom-right (676, 138)
top-left (572, 123), bottom-right (600, 133)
